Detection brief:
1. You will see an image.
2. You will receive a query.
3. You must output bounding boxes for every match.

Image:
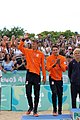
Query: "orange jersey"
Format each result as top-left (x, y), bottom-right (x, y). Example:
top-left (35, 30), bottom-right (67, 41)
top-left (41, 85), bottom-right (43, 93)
top-left (46, 54), bottom-right (67, 80)
top-left (18, 41), bottom-right (46, 79)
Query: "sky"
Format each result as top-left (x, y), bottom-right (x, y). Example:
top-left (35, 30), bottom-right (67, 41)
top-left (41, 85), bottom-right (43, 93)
top-left (0, 0), bottom-right (80, 35)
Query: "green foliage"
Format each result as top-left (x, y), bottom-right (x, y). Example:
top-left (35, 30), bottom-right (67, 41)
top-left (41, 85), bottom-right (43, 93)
top-left (10, 27), bottom-right (25, 38)
top-left (0, 27), bottom-right (77, 43)
top-left (39, 30), bottom-right (77, 43)
top-left (0, 27), bottom-right (25, 39)
top-left (63, 30), bottom-right (75, 38)
top-left (29, 33), bottom-right (35, 38)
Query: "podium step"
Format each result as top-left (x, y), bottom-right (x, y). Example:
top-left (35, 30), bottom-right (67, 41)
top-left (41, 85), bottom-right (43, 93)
top-left (21, 114), bottom-right (72, 120)
top-left (70, 108), bottom-right (80, 120)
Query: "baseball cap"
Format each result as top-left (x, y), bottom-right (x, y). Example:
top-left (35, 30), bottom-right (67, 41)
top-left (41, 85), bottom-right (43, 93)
top-left (68, 46), bottom-right (72, 50)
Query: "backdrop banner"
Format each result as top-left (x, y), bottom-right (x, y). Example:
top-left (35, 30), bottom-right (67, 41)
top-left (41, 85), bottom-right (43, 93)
top-left (12, 84), bottom-right (71, 111)
top-left (1, 70), bottom-right (71, 111)
top-left (1, 85), bottom-right (11, 110)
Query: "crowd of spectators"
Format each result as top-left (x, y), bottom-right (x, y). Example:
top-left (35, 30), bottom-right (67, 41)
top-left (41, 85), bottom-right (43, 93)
top-left (0, 33), bottom-right (80, 72)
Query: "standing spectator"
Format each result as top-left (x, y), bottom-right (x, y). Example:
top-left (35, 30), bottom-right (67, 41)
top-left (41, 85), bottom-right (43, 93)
top-left (66, 55), bottom-right (73, 66)
top-left (66, 46), bottom-right (73, 56)
top-left (1, 36), bottom-right (8, 54)
top-left (37, 34), bottom-right (43, 43)
top-left (16, 55), bottom-right (26, 70)
top-left (68, 48), bottom-right (80, 108)
top-left (18, 35), bottom-right (46, 117)
top-left (24, 33), bottom-right (32, 48)
top-left (13, 40), bottom-right (23, 60)
top-left (10, 35), bottom-right (16, 47)
top-left (46, 45), bottom-right (67, 115)
top-left (0, 47), bottom-right (5, 65)
top-left (76, 35), bottom-right (80, 47)
top-left (11, 55), bottom-right (17, 70)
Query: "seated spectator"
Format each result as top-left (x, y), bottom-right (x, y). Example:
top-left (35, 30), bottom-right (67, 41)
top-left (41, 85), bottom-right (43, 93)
top-left (2, 53), bottom-right (14, 73)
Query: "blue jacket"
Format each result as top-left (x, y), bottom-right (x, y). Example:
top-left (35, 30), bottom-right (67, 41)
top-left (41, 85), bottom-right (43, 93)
top-left (68, 59), bottom-right (80, 84)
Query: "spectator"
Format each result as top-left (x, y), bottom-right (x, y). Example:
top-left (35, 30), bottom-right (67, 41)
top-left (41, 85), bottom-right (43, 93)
top-left (10, 35), bottom-right (16, 48)
top-left (13, 40), bottom-right (23, 59)
top-left (24, 33), bottom-right (32, 48)
top-left (66, 55), bottom-right (73, 66)
top-left (16, 55), bottom-right (26, 70)
top-left (11, 55), bottom-right (17, 70)
top-left (66, 46), bottom-right (73, 56)
top-left (2, 53), bottom-right (14, 73)
top-left (0, 47), bottom-right (4, 65)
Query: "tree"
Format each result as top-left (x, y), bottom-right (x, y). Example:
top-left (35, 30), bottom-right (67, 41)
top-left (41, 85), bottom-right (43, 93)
top-left (0, 27), bottom-right (77, 42)
top-left (0, 27), bottom-right (25, 39)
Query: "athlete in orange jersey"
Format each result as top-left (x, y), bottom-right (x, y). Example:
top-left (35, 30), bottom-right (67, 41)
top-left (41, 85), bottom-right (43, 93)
top-left (18, 35), bottom-right (46, 117)
top-left (46, 45), bottom-right (67, 116)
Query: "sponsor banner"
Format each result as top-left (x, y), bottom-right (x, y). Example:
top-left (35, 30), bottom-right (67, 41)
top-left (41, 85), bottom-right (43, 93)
top-left (1, 70), bottom-right (69, 85)
top-left (1, 71), bottom-right (26, 85)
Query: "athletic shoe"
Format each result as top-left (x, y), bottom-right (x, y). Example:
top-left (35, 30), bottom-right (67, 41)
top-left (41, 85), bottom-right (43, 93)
top-left (53, 112), bottom-right (58, 116)
top-left (26, 108), bottom-right (33, 115)
top-left (33, 113), bottom-right (39, 117)
top-left (58, 111), bottom-right (62, 115)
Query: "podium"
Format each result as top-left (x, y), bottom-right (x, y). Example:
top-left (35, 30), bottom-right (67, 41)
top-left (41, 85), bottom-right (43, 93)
top-left (70, 108), bottom-right (80, 120)
top-left (21, 114), bottom-right (72, 120)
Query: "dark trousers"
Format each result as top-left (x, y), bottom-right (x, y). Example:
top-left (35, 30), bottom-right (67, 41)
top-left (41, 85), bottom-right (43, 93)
top-left (71, 83), bottom-right (80, 108)
top-left (49, 76), bottom-right (63, 112)
top-left (25, 71), bottom-right (41, 113)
